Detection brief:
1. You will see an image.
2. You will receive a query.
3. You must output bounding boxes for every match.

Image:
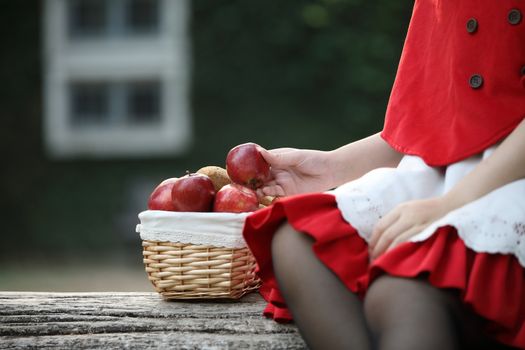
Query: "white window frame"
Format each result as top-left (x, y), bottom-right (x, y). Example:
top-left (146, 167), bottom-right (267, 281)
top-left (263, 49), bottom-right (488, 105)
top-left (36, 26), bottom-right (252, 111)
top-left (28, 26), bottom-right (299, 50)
top-left (43, 0), bottom-right (191, 158)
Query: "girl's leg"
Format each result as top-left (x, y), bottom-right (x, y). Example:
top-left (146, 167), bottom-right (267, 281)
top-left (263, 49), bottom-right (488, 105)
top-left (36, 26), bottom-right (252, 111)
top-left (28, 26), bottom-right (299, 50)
top-left (364, 275), bottom-right (476, 350)
top-left (271, 222), bottom-right (373, 350)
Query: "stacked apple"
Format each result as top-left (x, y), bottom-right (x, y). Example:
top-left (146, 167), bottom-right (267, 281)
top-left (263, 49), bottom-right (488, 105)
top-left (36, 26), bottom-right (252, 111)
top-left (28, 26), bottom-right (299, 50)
top-left (147, 143), bottom-right (273, 213)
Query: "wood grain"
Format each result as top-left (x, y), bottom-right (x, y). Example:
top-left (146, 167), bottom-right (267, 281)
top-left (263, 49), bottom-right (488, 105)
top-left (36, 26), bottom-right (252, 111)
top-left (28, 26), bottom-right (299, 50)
top-left (0, 292), bottom-right (306, 349)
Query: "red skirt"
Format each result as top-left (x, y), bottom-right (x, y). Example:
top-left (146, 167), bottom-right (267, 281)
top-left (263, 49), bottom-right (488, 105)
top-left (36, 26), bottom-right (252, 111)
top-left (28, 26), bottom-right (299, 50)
top-left (243, 193), bottom-right (525, 349)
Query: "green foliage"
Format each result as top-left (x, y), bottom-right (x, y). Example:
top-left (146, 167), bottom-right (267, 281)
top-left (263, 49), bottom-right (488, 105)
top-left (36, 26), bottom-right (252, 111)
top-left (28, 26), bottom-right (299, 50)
top-left (0, 0), bottom-right (413, 257)
top-left (191, 0), bottom-right (412, 153)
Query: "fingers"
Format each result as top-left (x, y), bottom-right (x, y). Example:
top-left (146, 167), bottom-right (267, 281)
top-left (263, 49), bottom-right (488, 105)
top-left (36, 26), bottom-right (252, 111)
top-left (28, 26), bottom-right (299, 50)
top-left (256, 147), bottom-right (274, 165)
top-left (387, 226), bottom-right (424, 252)
top-left (369, 202), bottom-right (429, 260)
top-left (369, 217), bottom-right (412, 260)
top-left (263, 186), bottom-right (286, 197)
top-left (259, 180), bottom-right (286, 197)
top-left (370, 225), bottom-right (423, 260)
top-left (369, 208), bottom-right (401, 249)
top-left (256, 188), bottom-right (265, 198)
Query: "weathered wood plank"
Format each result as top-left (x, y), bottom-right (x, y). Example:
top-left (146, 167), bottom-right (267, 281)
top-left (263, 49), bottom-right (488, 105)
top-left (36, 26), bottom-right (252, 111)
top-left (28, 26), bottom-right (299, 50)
top-left (1, 332), bottom-right (305, 350)
top-left (0, 292), bottom-right (306, 349)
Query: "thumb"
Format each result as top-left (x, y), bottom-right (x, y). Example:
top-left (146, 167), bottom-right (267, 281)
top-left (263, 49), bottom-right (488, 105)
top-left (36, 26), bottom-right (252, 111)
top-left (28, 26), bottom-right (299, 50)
top-left (258, 147), bottom-right (301, 168)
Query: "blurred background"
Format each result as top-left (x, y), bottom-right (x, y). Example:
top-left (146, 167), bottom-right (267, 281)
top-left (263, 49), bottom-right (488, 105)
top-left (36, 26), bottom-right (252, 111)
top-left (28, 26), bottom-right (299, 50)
top-left (0, 0), bottom-right (412, 292)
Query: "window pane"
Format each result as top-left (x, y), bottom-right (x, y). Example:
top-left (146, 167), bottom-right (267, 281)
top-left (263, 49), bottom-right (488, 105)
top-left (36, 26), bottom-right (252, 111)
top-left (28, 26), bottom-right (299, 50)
top-left (126, 81), bottom-right (161, 123)
top-left (68, 0), bottom-right (108, 38)
top-left (70, 82), bottom-right (110, 126)
top-left (125, 0), bottom-right (160, 34)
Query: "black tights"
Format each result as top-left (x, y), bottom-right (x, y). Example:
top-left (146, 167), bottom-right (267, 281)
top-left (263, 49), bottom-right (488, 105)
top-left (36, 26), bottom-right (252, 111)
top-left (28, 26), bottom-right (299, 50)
top-left (271, 223), bottom-right (506, 350)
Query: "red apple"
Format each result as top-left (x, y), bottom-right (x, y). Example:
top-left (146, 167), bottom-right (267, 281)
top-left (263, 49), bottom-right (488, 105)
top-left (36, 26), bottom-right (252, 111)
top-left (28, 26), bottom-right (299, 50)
top-left (159, 177), bottom-right (179, 186)
top-left (148, 178), bottom-right (178, 211)
top-left (171, 173), bottom-right (216, 212)
top-left (213, 184), bottom-right (259, 213)
top-left (226, 142), bottom-right (271, 189)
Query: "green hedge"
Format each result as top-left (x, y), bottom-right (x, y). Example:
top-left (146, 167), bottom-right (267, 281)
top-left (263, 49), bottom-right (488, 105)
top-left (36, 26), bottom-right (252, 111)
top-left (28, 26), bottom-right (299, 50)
top-left (191, 0), bottom-right (412, 155)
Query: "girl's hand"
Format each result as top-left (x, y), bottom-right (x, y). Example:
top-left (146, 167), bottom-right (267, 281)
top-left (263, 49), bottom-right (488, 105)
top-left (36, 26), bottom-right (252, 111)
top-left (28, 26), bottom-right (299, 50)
top-left (257, 147), bottom-right (334, 197)
top-left (368, 197), bottom-right (452, 260)
top-left (368, 119), bottom-right (525, 261)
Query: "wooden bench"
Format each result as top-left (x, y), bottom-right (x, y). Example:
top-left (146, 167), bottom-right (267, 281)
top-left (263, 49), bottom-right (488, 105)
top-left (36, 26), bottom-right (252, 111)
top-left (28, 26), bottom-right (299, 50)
top-left (0, 292), bottom-right (306, 349)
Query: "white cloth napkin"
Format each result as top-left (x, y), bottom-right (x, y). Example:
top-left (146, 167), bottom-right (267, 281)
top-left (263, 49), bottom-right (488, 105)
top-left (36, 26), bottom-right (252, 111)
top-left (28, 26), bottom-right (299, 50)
top-left (136, 211), bottom-right (249, 248)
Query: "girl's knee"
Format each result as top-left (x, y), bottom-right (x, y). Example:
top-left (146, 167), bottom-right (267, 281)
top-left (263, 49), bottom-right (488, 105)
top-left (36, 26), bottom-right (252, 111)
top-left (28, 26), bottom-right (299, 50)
top-left (272, 222), bottom-right (296, 248)
top-left (271, 223), bottom-right (315, 281)
top-left (271, 222), bottom-right (312, 260)
top-left (363, 275), bottom-right (451, 329)
top-left (363, 275), bottom-right (399, 330)
top-left (364, 276), bottom-right (461, 349)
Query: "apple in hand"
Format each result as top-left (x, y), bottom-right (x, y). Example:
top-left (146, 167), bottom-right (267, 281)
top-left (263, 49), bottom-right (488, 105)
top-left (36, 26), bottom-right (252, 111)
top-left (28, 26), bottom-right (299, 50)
top-left (226, 142), bottom-right (271, 189)
top-left (213, 184), bottom-right (259, 213)
top-left (148, 178), bottom-right (178, 211)
top-left (171, 173), bottom-right (216, 212)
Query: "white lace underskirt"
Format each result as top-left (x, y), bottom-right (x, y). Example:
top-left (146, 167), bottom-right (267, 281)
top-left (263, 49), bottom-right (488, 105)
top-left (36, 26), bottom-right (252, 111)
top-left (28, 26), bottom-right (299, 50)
top-left (331, 144), bottom-right (525, 267)
top-left (136, 211), bottom-right (249, 249)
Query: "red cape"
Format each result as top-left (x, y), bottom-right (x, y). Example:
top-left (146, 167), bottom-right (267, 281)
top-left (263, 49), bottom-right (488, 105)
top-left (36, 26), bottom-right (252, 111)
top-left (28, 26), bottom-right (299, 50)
top-left (382, 0), bottom-right (525, 166)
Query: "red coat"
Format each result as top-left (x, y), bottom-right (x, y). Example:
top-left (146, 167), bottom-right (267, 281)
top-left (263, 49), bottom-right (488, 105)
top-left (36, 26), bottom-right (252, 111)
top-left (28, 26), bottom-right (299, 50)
top-left (381, 0), bottom-right (525, 166)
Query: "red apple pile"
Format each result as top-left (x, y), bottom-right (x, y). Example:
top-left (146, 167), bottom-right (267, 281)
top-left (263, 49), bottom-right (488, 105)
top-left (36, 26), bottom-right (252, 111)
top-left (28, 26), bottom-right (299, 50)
top-left (171, 173), bottom-right (216, 212)
top-left (147, 143), bottom-right (274, 214)
top-left (147, 178), bottom-right (179, 211)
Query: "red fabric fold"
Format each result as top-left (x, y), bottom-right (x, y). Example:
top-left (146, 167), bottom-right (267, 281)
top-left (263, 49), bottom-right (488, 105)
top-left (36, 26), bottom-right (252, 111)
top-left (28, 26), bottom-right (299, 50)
top-left (243, 193), bottom-right (525, 349)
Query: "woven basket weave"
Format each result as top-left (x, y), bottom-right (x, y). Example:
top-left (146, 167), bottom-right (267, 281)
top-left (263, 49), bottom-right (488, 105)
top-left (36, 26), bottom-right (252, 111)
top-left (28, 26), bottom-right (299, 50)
top-left (138, 210), bottom-right (261, 299)
top-left (142, 240), bottom-right (260, 299)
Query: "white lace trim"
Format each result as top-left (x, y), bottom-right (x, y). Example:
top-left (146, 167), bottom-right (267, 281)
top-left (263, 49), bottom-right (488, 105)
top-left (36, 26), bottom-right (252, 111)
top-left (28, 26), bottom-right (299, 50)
top-left (410, 180), bottom-right (525, 267)
top-left (332, 144), bottom-right (525, 267)
top-left (136, 210), bottom-right (249, 248)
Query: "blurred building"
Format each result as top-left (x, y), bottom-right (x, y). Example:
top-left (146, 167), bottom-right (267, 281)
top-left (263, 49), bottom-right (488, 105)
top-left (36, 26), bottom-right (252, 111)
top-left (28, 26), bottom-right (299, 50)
top-left (43, 0), bottom-right (191, 158)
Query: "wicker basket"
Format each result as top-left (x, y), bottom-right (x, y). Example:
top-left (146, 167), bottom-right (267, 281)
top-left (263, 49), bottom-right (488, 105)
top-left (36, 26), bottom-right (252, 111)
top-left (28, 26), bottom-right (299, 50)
top-left (137, 210), bottom-right (260, 299)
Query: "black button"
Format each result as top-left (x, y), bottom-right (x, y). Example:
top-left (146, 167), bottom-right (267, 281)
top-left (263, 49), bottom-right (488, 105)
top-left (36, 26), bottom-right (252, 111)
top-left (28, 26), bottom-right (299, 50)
top-left (508, 9), bottom-right (522, 25)
top-left (466, 18), bottom-right (478, 33)
top-left (521, 66), bottom-right (525, 76)
top-left (469, 74), bottom-right (483, 89)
